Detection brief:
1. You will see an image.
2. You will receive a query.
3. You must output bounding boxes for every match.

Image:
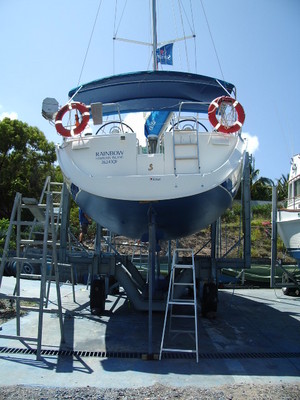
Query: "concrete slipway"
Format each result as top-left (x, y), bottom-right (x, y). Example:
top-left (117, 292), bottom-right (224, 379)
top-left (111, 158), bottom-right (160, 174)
top-left (0, 276), bottom-right (299, 389)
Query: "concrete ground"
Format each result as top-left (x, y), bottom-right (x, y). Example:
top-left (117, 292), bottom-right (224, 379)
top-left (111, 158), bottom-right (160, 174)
top-left (0, 276), bottom-right (300, 389)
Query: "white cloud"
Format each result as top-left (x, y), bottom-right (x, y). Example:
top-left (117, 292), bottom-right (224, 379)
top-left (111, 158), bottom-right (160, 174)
top-left (0, 111), bottom-right (18, 121)
top-left (242, 132), bottom-right (259, 155)
top-left (124, 112), bottom-right (148, 146)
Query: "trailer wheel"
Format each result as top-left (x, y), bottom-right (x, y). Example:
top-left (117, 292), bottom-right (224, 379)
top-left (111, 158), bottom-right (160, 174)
top-left (201, 282), bottom-right (218, 317)
top-left (90, 277), bottom-right (106, 315)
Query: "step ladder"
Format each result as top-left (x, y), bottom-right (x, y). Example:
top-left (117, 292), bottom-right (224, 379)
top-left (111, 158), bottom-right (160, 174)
top-left (0, 190), bottom-right (66, 360)
top-left (159, 248), bottom-right (199, 362)
top-left (23, 177), bottom-right (64, 253)
top-left (17, 177), bottom-right (76, 302)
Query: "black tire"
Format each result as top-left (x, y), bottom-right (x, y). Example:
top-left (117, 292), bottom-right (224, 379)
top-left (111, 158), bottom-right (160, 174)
top-left (22, 262), bottom-right (35, 275)
top-left (90, 277), bottom-right (106, 315)
top-left (201, 282), bottom-right (218, 317)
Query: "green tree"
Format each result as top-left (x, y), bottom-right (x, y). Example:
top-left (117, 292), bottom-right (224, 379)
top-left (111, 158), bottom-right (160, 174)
top-left (249, 158), bottom-right (274, 201)
top-left (0, 118), bottom-right (57, 218)
top-left (276, 173), bottom-right (289, 201)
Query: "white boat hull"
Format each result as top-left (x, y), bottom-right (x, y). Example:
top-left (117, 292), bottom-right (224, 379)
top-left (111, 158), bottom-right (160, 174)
top-left (57, 129), bottom-right (245, 240)
top-left (277, 209), bottom-right (300, 261)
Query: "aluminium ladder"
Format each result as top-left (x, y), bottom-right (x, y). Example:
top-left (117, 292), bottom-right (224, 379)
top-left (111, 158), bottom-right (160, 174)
top-left (159, 248), bottom-right (199, 362)
top-left (173, 129), bottom-right (201, 175)
top-left (0, 190), bottom-right (66, 360)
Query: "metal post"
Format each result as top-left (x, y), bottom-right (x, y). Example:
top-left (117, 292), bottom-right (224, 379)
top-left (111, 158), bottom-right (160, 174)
top-left (271, 186), bottom-right (278, 288)
top-left (168, 240), bottom-right (172, 274)
top-left (0, 193), bottom-right (22, 286)
top-left (16, 194), bottom-right (22, 336)
top-left (49, 192), bottom-right (65, 345)
top-left (95, 224), bottom-right (102, 256)
top-left (148, 205), bottom-right (156, 357)
top-left (37, 192), bottom-right (51, 359)
top-left (210, 221), bottom-right (217, 281)
top-left (152, 0), bottom-right (158, 70)
top-left (59, 183), bottom-right (70, 262)
top-left (243, 152), bottom-right (251, 268)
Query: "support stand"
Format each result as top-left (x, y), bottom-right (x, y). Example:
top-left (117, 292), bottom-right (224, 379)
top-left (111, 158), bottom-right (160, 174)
top-left (147, 205), bottom-right (156, 357)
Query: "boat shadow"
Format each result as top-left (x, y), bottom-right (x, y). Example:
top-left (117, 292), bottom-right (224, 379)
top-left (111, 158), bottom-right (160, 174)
top-left (100, 289), bottom-right (300, 377)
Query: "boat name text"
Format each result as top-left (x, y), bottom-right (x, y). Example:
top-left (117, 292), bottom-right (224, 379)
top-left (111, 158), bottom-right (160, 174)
top-left (96, 150), bottom-right (124, 165)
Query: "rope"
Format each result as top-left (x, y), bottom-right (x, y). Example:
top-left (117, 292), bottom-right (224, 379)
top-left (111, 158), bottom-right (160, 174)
top-left (200, 0), bottom-right (225, 80)
top-left (77, 0), bottom-right (103, 86)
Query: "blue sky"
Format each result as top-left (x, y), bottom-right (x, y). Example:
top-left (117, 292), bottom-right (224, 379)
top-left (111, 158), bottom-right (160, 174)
top-left (1, 0), bottom-right (299, 182)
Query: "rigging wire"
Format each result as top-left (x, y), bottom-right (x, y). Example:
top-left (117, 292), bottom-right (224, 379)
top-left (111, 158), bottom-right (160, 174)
top-left (77, 0), bottom-right (103, 86)
top-left (113, 0), bottom-right (128, 37)
top-left (179, 0), bottom-right (195, 33)
top-left (170, 0), bottom-right (182, 71)
top-left (200, 0), bottom-right (225, 81)
top-left (189, 0), bottom-right (198, 72)
top-left (113, 1), bottom-right (129, 73)
top-left (178, 0), bottom-right (190, 72)
top-left (113, 0), bottom-right (118, 74)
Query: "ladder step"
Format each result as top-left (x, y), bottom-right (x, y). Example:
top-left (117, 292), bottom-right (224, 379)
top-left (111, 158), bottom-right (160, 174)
top-left (11, 257), bottom-right (47, 264)
top-left (39, 203), bottom-right (61, 207)
top-left (170, 314), bottom-right (195, 318)
top-left (10, 258), bottom-right (69, 267)
top-left (161, 348), bottom-right (197, 354)
top-left (173, 264), bottom-right (194, 268)
top-left (169, 329), bottom-right (196, 334)
top-left (21, 203), bottom-right (45, 222)
top-left (57, 263), bottom-right (72, 267)
top-left (11, 221), bottom-right (41, 227)
top-left (169, 300), bottom-right (196, 305)
top-left (20, 273), bottom-right (55, 280)
top-left (11, 257), bottom-right (41, 264)
top-left (175, 156), bottom-right (198, 160)
top-left (20, 273), bottom-right (43, 280)
top-left (0, 334), bottom-right (38, 342)
top-left (22, 197), bottom-right (39, 205)
top-left (174, 143), bottom-right (197, 146)
top-left (0, 294), bottom-right (40, 302)
top-left (175, 248), bottom-right (193, 252)
top-left (173, 282), bottom-right (194, 286)
top-left (20, 240), bottom-right (60, 246)
top-left (20, 307), bottom-right (60, 313)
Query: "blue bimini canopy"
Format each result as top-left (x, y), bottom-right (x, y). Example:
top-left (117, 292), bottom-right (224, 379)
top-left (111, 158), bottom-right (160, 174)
top-left (68, 70), bottom-right (235, 115)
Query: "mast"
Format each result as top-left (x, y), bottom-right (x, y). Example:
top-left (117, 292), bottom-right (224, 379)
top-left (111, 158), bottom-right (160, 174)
top-left (152, 0), bottom-right (158, 71)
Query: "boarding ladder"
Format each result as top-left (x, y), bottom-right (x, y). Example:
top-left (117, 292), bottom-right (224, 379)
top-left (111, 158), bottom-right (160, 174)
top-left (0, 185), bottom-right (68, 360)
top-left (173, 129), bottom-right (200, 175)
top-left (159, 248), bottom-right (199, 362)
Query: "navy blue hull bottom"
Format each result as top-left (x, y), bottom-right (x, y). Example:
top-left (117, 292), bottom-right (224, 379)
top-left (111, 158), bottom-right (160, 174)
top-left (74, 186), bottom-right (232, 241)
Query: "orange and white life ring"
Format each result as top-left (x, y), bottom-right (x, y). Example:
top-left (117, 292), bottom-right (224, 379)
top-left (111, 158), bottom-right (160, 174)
top-left (55, 102), bottom-right (90, 137)
top-left (208, 96), bottom-right (245, 134)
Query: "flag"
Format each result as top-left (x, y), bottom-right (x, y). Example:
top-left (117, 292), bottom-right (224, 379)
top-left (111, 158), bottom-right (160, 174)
top-left (156, 43), bottom-right (173, 65)
top-left (144, 111), bottom-right (170, 138)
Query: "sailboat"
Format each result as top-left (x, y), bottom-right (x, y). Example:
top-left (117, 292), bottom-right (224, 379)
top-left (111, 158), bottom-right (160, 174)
top-left (277, 154), bottom-right (300, 262)
top-left (43, 1), bottom-right (246, 243)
